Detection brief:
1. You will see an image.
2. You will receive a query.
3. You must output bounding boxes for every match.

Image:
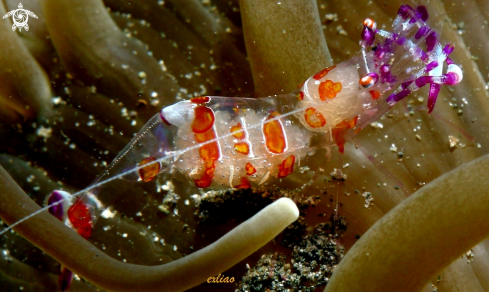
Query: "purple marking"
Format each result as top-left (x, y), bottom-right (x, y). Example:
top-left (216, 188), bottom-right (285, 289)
top-left (416, 6), bottom-right (429, 22)
top-left (59, 265), bottom-right (74, 292)
top-left (443, 72), bottom-right (459, 85)
top-left (391, 33), bottom-right (399, 42)
top-left (446, 57), bottom-right (454, 66)
top-left (380, 64), bottom-right (395, 83)
top-left (387, 93), bottom-right (395, 105)
top-left (426, 31), bottom-right (437, 52)
top-left (387, 88), bottom-right (411, 104)
top-left (415, 26), bottom-right (429, 40)
top-left (442, 44), bottom-right (454, 56)
top-left (48, 191), bottom-right (64, 221)
top-left (419, 49), bottom-right (429, 62)
top-left (367, 72), bottom-right (379, 83)
top-left (396, 36), bottom-right (407, 45)
top-left (398, 5), bottom-right (414, 19)
top-left (401, 80), bottom-right (414, 89)
top-left (426, 61), bottom-right (439, 72)
top-left (415, 72), bottom-right (458, 89)
top-left (415, 76), bottom-right (431, 88)
top-left (374, 45), bottom-right (387, 59)
top-left (361, 27), bottom-right (376, 47)
top-left (159, 110), bottom-right (172, 125)
top-left (374, 38), bottom-right (394, 59)
top-left (427, 83), bottom-right (441, 113)
top-left (428, 73), bottom-right (459, 86)
top-left (380, 64), bottom-right (390, 74)
top-left (374, 49), bottom-right (383, 59)
top-left (394, 89), bottom-right (411, 101)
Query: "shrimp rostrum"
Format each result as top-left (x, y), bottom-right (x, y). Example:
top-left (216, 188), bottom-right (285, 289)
top-left (9, 4), bottom-right (464, 291)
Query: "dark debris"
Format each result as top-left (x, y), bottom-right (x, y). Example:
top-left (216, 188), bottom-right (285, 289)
top-left (237, 218), bottom-right (345, 292)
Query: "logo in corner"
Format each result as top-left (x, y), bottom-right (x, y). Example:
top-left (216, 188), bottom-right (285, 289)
top-left (2, 3), bottom-right (38, 32)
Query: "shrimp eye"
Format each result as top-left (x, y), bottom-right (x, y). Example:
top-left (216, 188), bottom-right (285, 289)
top-left (359, 72), bottom-right (379, 89)
top-left (363, 18), bottom-right (377, 30)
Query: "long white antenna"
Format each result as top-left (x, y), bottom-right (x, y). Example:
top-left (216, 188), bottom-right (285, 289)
top-left (0, 103), bottom-right (317, 236)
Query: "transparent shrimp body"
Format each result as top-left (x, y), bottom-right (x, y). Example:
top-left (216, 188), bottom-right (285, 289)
top-left (160, 95), bottom-right (314, 189)
top-left (42, 4), bottom-right (463, 288)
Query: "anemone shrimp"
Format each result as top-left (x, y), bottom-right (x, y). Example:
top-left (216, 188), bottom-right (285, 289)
top-left (53, 3), bottom-right (463, 223)
top-left (0, 2), bottom-right (466, 291)
top-left (66, 3), bottom-right (462, 204)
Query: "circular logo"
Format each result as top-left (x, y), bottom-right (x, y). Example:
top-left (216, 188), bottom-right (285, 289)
top-left (13, 9), bottom-right (28, 27)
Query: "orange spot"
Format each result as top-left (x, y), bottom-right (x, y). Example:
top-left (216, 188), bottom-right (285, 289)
top-left (191, 106), bottom-right (215, 134)
top-left (194, 161), bottom-right (216, 188)
top-left (190, 96), bottom-right (210, 103)
top-left (304, 107), bottom-right (326, 128)
top-left (363, 18), bottom-right (376, 30)
top-left (235, 142), bottom-right (250, 155)
top-left (369, 90), bottom-right (381, 100)
top-left (318, 80), bottom-right (342, 101)
top-left (313, 65), bottom-right (336, 80)
top-left (263, 111), bottom-right (286, 154)
top-left (195, 129), bottom-right (220, 161)
top-left (232, 107), bottom-right (239, 113)
top-left (245, 162), bottom-right (257, 175)
top-left (297, 91), bottom-right (304, 101)
top-left (194, 125), bottom-right (220, 187)
top-left (230, 122), bottom-right (246, 139)
top-left (200, 141), bottom-right (220, 161)
top-left (360, 75), bottom-right (375, 88)
top-left (341, 116), bottom-right (358, 128)
top-left (332, 116), bottom-right (359, 154)
top-left (235, 177), bottom-right (251, 189)
top-left (68, 199), bottom-right (93, 239)
top-left (138, 157), bottom-right (161, 182)
top-left (278, 155), bottom-right (295, 178)
top-left (194, 129), bottom-right (214, 143)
